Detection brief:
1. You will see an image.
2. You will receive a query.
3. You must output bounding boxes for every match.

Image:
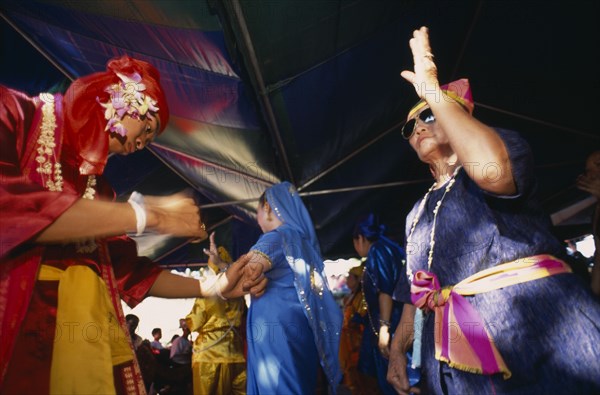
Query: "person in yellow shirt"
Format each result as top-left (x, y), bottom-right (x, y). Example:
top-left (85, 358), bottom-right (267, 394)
top-left (187, 233), bottom-right (247, 395)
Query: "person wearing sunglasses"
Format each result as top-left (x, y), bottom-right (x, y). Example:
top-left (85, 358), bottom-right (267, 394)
top-left (386, 27), bottom-right (600, 395)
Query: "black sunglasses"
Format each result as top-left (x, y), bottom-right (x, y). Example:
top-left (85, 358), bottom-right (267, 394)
top-left (401, 108), bottom-right (436, 139)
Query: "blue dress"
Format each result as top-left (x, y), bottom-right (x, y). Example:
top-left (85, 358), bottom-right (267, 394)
top-left (406, 128), bottom-right (600, 394)
top-left (247, 225), bottom-right (341, 394)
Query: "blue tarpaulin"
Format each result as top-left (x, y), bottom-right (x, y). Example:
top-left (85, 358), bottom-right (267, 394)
top-left (2, 0), bottom-right (597, 264)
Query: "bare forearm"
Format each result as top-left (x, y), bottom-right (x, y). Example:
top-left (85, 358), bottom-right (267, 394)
top-left (35, 192), bottom-right (206, 244)
top-left (392, 303), bottom-right (416, 353)
top-left (429, 93), bottom-right (515, 194)
top-left (388, 303), bottom-right (418, 394)
top-left (148, 271), bottom-right (202, 298)
top-left (35, 198), bottom-right (137, 243)
top-left (379, 292), bottom-right (393, 322)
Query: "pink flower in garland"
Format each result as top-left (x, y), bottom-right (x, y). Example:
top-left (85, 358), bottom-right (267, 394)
top-left (98, 71), bottom-right (160, 137)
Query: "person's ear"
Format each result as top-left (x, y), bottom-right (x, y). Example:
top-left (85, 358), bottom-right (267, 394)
top-left (264, 202), bottom-right (273, 221)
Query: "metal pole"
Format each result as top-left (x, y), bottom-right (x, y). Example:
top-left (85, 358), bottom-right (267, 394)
top-left (150, 143), bottom-right (273, 187)
top-left (1, 12), bottom-right (75, 81)
top-left (199, 178), bottom-right (431, 209)
top-left (298, 118), bottom-right (406, 191)
top-left (475, 102), bottom-right (598, 140)
top-left (227, 0), bottom-right (296, 184)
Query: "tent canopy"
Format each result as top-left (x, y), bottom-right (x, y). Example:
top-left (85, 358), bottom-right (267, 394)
top-left (2, 0), bottom-right (598, 264)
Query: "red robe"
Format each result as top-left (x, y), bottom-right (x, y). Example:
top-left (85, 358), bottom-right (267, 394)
top-left (0, 86), bottom-right (162, 394)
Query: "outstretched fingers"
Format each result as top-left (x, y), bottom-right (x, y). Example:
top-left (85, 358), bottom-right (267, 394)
top-left (401, 26), bottom-right (439, 99)
top-left (203, 231), bottom-right (221, 262)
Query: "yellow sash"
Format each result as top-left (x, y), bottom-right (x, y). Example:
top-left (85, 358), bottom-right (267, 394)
top-left (39, 265), bottom-right (133, 394)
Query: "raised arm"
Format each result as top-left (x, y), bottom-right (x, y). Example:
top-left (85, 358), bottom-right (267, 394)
top-left (401, 26), bottom-right (515, 195)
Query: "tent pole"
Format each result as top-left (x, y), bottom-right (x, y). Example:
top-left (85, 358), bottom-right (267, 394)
top-left (226, 0), bottom-right (296, 185)
top-left (476, 102), bottom-right (599, 140)
top-left (450, 1), bottom-right (483, 80)
top-left (200, 178), bottom-right (430, 209)
top-left (150, 143), bottom-right (274, 187)
top-left (298, 179), bottom-right (429, 196)
top-left (298, 118), bottom-right (406, 191)
top-left (1, 12), bottom-right (75, 81)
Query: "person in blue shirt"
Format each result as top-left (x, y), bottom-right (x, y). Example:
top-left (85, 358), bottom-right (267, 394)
top-left (353, 214), bottom-right (417, 395)
top-left (243, 182), bottom-right (342, 394)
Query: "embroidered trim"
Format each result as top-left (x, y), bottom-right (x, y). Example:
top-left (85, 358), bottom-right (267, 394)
top-left (83, 175), bottom-right (97, 200)
top-left (36, 93), bottom-right (99, 253)
top-left (310, 267), bottom-right (324, 298)
top-left (36, 93), bottom-right (97, 203)
top-left (36, 93), bottom-right (63, 191)
top-left (249, 249), bottom-right (273, 271)
top-left (75, 174), bottom-right (98, 253)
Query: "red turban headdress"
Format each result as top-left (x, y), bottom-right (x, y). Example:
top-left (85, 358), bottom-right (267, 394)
top-left (63, 55), bottom-right (169, 175)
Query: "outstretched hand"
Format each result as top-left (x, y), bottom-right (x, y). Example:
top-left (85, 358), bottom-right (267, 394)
top-left (144, 191), bottom-right (208, 239)
top-left (203, 232), bottom-right (223, 266)
top-left (400, 26), bottom-right (440, 102)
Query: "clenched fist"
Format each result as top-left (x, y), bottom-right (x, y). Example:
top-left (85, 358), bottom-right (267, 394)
top-left (144, 192), bottom-right (208, 239)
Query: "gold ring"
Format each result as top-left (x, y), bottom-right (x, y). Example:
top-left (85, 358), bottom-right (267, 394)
top-left (200, 223), bottom-right (206, 230)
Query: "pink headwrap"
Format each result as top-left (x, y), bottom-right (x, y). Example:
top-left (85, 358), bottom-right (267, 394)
top-left (407, 78), bottom-right (474, 120)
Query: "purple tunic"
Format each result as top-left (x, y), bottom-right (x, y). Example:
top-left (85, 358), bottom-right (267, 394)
top-left (406, 128), bottom-right (600, 394)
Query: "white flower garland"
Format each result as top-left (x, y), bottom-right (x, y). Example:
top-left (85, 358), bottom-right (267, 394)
top-left (406, 166), bottom-right (462, 274)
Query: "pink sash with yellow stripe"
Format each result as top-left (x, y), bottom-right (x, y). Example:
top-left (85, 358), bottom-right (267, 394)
top-left (411, 254), bottom-right (571, 379)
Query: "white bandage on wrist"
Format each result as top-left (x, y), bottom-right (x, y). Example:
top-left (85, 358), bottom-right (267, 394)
top-left (215, 273), bottom-right (228, 300)
top-left (198, 272), bottom-right (229, 300)
top-left (127, 191), bottom-right (147, 236)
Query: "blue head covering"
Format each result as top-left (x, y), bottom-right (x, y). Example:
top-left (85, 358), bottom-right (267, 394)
top-left (264, 182), bottom-right (342, 392)
top-left (265, 182), bottom-right (321, 259)
top-left (353, 213), bottom-right (386, 240)
top-left (354, 213), bottom-right (409, 302)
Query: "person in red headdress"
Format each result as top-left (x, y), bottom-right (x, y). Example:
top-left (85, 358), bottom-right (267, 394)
top-left (386, 27), bottom-right (600, 395)
top-left (0, 55), bottom-right (266, 394)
